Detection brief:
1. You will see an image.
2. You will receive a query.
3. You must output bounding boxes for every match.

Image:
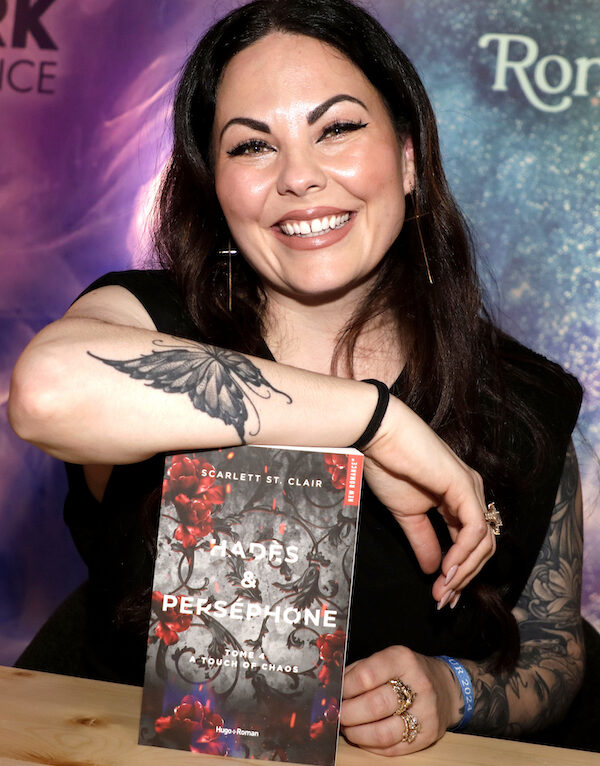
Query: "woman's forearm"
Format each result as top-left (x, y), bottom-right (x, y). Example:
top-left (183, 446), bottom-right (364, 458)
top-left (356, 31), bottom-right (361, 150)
top-left (459, 443), bottom-right (584, 736)
top-left (9, 316), bottom-right (378, 464)
top-left (461, 632), bottom-right (584, 736)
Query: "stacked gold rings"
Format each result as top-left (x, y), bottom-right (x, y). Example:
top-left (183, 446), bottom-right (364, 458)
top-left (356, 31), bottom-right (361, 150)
top-left (388, 678), bottom-right (421, 744)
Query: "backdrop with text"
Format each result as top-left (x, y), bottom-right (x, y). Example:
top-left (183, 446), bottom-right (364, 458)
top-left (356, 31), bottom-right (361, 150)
top-left (0, 0), bottom-right (598, 665)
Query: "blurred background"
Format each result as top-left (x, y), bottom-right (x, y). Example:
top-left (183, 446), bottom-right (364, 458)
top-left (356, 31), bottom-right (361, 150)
top-left (1, 0), bottom-right (598, 665)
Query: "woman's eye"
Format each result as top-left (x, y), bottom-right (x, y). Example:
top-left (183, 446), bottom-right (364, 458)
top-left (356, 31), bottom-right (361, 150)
top-left (227, 139), bottom-right (274, 157)
top-left (318, 121), bottom-right (368, 142)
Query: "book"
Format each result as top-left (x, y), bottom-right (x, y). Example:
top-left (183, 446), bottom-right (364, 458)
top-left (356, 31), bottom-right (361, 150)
top-left (139, 444), bottom-right (364, 765)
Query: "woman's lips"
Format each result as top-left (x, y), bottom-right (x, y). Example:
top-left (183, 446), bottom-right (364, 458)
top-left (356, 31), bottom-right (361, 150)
top-left (271, 209), bottom-right (356, 250)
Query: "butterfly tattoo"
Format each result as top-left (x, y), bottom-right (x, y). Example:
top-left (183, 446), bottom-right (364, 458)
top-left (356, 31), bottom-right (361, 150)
top-left (88, 340), bottom-right (292, 442)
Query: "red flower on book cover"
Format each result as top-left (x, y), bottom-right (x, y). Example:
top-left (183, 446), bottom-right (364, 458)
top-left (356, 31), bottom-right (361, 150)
top-left (155, 694), bottom-right (225, 751)
top-left (163, 455), bottom-right (225, 545)
top-left (324, 454), bottom-right (347, 489)
top-left (151, 591), bottom-right (193, 646)
top-left (316, 628), bottom-right (345, 686)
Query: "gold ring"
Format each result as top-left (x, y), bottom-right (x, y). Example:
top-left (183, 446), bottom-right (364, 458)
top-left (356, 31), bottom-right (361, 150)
top-left (484, 501), bottom-right (502, 535)
top-left (388, 678), bottom-right (416, 716)
top-left (400, 711), bottom-right (421, 743)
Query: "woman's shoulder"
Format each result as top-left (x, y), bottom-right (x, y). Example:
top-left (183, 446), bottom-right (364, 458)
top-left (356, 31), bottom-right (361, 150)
top-left (476, 331), bottom-right (582, 607)
top-left (495, 332), bottom-right (583, 437)
top-left (79, 268), bottom-right (177, 304)
top-left (78, 269), bottom-right (198, 339)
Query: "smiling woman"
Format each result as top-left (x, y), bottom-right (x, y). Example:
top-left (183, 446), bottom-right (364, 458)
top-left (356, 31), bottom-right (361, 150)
top-left (213, 33), bottom-right (410, 315)
top-left (8, 0), bottom-right (597, 757)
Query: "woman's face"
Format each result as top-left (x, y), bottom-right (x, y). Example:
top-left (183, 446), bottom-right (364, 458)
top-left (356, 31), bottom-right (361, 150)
top-left (213, 32), bottom-right (414, 305)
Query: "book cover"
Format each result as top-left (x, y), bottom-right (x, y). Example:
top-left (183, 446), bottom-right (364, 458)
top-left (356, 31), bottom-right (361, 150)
top-left (139, 444), bottom-right (364, 765)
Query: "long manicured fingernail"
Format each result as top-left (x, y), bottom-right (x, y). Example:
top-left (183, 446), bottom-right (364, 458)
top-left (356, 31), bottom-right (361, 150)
top-left (437, 590), bottom-right (454, 610)
top-left (445, 565), bottom-right (458, 585)
top-left (450, 593), bottom-right (461, 609)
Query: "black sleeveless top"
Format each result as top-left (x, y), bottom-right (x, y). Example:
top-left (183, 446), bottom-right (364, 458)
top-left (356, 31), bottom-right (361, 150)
top-left (62, 269), bottom-right (582, 685)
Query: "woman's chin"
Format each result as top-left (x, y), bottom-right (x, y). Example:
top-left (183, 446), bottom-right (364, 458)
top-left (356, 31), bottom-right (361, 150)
top-left (266, 277), bottom-right (375, 309)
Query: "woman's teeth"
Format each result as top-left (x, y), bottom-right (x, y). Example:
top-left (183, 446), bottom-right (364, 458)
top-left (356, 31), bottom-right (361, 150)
top-left (279, 212), bottom-right (350, 237)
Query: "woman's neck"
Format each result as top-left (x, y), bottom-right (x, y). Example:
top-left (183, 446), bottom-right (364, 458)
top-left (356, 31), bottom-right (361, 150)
top-left (263, 289), bottom-right (404, 385)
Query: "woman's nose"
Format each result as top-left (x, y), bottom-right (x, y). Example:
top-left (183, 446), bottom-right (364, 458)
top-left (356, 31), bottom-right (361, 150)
top-left (276, 147), bottom-right (327, 197)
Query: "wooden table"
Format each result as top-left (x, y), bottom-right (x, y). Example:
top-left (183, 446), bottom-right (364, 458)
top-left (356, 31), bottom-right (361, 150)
top-left (0, 666), bottom-right (596, 766)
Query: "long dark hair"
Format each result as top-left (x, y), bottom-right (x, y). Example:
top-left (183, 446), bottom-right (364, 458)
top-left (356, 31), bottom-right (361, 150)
top-left (155, 0), bottom-right (485, 436)
top-left (153, 0), bottom-right (577, 668)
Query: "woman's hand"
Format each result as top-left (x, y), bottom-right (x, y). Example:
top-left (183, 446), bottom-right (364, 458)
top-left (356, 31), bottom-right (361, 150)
top-left (341, 646), bottom-right (461, 756)
top-left (363, 396), bottom-right (495, 603)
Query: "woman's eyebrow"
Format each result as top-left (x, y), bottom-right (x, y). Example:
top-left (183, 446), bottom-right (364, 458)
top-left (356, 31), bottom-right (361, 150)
top-left (307, 94), bottom-right (368, 124)
top-left (220, 117), bottom-right (270, 141)
top-left (219, 94), bottom-right (368, 141)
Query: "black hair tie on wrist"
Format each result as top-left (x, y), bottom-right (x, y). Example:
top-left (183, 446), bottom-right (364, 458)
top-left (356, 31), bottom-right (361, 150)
top-left (351, 379), bottom-right (390, 451)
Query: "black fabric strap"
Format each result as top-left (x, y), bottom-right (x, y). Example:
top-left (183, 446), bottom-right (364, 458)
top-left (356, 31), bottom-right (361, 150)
top-left (351, 379), bottom-right (390, 451)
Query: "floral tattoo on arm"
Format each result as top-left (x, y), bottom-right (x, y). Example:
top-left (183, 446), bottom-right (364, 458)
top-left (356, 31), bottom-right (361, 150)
top-left (89, 339), bottom-right (292, 443)
top-left (464, 442), bottom-right (584, 736)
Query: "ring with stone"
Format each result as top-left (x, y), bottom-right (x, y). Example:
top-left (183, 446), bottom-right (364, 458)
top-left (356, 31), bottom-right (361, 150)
top-left (388, 678), bottom-right (417, 716)
top-left (484, 501), bottom-right (503, 535)
top-left (399, 710), bottom-right (421, 743)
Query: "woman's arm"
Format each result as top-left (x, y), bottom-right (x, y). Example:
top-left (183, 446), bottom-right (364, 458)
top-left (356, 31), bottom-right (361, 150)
top-left (8, 285), bottom-right (494, 598)
top-left (8, 285), bottom-right (375, 463)
top-left (461, 440), bottom-right (584, 736)
top-left (341, 442), bottom-right (584, 754)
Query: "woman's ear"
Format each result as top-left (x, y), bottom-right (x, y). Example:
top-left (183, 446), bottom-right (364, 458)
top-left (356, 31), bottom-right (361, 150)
top-left (402, 136), bottom-right (416, 195)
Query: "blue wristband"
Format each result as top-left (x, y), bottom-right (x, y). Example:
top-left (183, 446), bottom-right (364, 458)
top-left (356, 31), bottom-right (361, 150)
top-left (436, 655), bottom-right (474, 731)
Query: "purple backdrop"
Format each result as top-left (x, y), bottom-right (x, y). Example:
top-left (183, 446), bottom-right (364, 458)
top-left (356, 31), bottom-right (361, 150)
top-left (1, 0), bottom-right (598, 665)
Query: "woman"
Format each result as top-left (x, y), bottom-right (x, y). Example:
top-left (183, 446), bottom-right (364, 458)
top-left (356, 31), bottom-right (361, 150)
top-left (8, 0), bottom-right (592, 756)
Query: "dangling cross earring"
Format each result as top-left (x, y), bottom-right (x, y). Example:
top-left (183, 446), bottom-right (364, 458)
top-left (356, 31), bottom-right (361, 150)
top-left (217, 240), bottom-right (238, 311)
top-left (405, 189), bottom-right (433, 285)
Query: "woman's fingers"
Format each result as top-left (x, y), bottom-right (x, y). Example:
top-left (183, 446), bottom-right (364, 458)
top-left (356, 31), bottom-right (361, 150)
top-left (341, 647), bottom-right (452, 755)
top-left (434, 471), bottom-right (495, 595)
top-left (342, 715), bottom-right (412, 752)
top-left (435, 526), bottom-right (496, 598)
top-left (395, 514), bottom-right (442, 574)
top-left (343, 646), bottom-right (410, 699)
top-left (438, 502), bottom-right (490, 562)
top-left (341, 682), bottom-right (398, 726)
